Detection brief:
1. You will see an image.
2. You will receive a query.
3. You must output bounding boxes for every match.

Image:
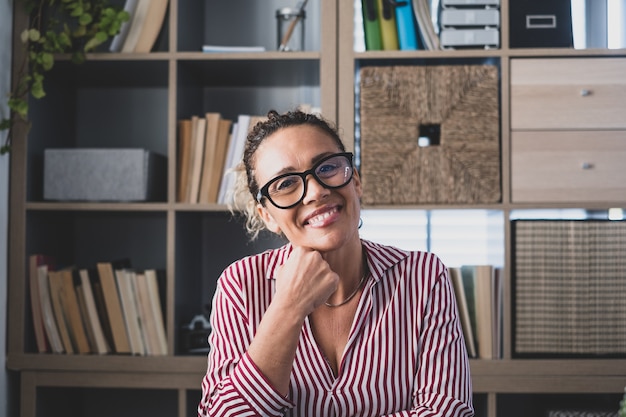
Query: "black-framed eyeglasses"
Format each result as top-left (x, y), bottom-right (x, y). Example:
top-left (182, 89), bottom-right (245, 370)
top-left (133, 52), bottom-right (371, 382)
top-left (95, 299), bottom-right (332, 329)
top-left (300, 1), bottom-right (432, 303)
top-left (256, 152), bottom-right (354, 209)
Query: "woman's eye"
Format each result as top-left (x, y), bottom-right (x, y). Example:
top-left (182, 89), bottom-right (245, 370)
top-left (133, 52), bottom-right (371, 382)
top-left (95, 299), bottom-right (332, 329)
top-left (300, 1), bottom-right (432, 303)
top-left (273, 176), bottom-right (299, 192)
top-left (317, 163), bottom-right (340, 177)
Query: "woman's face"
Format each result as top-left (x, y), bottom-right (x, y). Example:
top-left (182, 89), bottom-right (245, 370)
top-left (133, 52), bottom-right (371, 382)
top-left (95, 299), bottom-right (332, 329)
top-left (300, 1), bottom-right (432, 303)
top-left (254, 125), bottom-right (362, 252)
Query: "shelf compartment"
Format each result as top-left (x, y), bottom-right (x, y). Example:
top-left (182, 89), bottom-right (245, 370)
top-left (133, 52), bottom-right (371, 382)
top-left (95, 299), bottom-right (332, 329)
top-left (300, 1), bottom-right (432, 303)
top-left (176, 59), bottom-right (321, 121)
top-left (174, 211), bottom-right (284, 355)
top-left (497, 393), bottom-right (622, 417)
top-left (26, 60), bottom-right (170, 202)
top-left (177, 0), bottom-right (321, 53)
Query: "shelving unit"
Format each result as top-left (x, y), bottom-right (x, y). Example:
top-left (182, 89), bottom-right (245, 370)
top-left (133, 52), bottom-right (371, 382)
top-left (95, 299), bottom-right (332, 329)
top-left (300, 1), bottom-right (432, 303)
top-left (337, 1), bottom-right (626, 417)
top-left (8, 1), bottom-right (334, 416)
top-left (7, 1), bottom-right (626, 416)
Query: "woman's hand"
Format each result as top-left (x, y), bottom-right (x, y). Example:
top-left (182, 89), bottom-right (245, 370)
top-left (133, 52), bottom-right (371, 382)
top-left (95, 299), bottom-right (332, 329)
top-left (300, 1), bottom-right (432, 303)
top-left (274, 246), bottom-right (339, 315)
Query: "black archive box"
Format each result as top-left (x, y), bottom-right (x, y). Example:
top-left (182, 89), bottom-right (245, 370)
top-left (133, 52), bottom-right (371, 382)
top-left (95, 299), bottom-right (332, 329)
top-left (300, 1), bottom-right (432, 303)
top-left (509, 0), bottom-right (573, 48)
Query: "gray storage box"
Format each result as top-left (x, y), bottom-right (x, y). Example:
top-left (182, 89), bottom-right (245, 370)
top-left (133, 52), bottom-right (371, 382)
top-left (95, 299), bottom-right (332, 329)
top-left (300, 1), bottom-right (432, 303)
top-left (44, 148), bottom-right (166, 201)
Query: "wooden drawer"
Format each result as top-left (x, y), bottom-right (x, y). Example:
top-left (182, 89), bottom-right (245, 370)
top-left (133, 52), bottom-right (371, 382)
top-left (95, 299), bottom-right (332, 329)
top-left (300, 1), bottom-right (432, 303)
top-left (511, 130), bottom-right (626, 202)
top-left (511, 58), bottom-right (626, 130)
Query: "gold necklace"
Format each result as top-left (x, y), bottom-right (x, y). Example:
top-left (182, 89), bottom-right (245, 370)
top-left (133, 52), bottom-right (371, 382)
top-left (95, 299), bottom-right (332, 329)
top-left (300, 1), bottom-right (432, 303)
top-left (324, 269), bottom-right (368, 308)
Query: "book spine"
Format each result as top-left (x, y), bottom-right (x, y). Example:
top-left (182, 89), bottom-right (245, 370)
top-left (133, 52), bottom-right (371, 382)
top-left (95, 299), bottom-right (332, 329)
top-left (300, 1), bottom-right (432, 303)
top-left (395, 0), bottom-right (419, 50)
top-left (377, 0), bottom-right (399, 50)
top-left (362, 0), bottom-right (382, 50)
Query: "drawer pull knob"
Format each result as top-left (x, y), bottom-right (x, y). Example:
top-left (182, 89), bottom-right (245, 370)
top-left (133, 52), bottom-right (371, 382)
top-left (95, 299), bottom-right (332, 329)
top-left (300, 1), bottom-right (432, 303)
top-left (580, 89), bottom-right (592, 97)
top-left (581, 162), bottom-right (594, 170)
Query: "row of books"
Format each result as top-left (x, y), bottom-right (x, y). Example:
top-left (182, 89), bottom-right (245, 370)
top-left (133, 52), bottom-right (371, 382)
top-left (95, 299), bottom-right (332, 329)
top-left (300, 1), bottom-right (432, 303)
top-left (358, 0), bottom-right (502, 51)
top-left (29, 255), bottom-right (167, 356)
top-left (449, 264), bottom-right (503, 359)
top-left (177, 113), bottom-right (265, 204)
top-left (109, 0), bottom-right (169, 53)
top-left (358, 0), bottom-right (440, 51)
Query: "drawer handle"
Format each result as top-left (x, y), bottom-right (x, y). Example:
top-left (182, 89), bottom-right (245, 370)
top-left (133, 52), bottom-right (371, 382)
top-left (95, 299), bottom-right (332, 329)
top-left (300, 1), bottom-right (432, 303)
top-left (580, 89), bottom-right (592, 97)
top-left (581, 162), bottom-right (594, 170)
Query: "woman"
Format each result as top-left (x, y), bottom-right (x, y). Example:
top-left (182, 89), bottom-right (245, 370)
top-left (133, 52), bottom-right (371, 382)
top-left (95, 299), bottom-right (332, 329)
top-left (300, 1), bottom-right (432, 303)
top-left (199, 110), bottom-right (474, 417)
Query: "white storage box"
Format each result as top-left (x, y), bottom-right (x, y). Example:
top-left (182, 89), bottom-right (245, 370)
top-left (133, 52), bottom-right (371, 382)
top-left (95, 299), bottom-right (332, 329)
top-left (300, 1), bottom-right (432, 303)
top-left (44, 148), bottom-right (167, 202)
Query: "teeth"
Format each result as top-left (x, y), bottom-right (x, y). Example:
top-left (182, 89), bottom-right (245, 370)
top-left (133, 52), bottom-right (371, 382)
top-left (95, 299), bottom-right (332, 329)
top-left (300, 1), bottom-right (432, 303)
top-left (308, 207), bottom-right (337, 225)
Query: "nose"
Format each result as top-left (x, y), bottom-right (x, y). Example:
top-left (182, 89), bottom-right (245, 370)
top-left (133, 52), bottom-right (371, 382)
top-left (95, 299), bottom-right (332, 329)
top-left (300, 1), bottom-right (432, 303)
top-left (301, 173), bottom-right (329, 204)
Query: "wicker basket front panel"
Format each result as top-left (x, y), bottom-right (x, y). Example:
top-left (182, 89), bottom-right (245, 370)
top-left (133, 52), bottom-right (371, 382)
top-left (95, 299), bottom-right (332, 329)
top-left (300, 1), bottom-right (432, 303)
top-left (359, 65), bottom-right (501, 205)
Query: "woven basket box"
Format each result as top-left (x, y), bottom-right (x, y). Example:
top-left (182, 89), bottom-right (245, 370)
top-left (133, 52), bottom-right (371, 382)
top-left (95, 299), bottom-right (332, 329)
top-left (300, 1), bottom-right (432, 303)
top-left (359, 64), bottom-right (501, 204)
top-left (513, 220), bottom-right (626, 357)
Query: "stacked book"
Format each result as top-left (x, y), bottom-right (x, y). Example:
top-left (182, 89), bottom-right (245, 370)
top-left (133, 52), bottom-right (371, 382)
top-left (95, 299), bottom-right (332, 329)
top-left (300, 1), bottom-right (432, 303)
top-left (29, 255), bottom-right (168, 356)
top-left (439, 0), bottom-right (500, 49)
top-left (449, 265), bottom-right (503, 359)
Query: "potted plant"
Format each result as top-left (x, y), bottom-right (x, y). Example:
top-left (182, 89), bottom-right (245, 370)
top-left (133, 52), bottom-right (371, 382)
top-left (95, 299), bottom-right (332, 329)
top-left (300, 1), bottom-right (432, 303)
top-left (0, 0), bottom-right (129, 154)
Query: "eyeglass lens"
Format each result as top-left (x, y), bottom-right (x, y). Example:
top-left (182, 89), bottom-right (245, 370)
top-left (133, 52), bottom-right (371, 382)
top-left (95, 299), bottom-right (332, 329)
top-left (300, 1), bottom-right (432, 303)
top-left (265, 153), bottom-right (353, 208)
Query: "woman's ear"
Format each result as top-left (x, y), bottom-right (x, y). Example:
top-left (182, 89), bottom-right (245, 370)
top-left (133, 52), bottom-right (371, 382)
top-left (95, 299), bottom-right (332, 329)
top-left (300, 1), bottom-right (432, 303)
top-left (353, 168), bottom-right (363, 198)
top-left (257, 203), bottom-right (282, 234)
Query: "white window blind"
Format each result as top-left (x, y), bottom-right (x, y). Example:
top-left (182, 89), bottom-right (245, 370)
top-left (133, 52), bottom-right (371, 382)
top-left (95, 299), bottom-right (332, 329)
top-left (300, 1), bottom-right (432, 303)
top-left (359, 209), bottom-right (504, 268)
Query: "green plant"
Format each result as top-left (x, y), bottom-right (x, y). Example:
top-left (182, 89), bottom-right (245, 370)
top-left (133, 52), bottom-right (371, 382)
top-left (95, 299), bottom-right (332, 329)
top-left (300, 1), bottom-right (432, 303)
top-left (0, 0), bottom-right (129, 154)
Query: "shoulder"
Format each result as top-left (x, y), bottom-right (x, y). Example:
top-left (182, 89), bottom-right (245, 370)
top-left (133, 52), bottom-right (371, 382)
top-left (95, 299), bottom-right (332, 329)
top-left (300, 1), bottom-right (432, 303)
top-left (362, 239), bottom-right (448, 286)
top-left (362, 240), bottom-right (446, 276)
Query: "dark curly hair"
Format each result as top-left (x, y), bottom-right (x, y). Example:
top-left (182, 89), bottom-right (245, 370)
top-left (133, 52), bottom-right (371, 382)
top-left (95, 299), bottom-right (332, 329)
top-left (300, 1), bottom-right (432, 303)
top-left (230, 109), bottom-right (346, 239)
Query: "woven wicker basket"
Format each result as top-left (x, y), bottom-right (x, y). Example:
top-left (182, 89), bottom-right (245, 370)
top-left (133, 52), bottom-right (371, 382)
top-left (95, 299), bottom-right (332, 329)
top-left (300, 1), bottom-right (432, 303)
top-left (359, 64), bottom-right (500, 204)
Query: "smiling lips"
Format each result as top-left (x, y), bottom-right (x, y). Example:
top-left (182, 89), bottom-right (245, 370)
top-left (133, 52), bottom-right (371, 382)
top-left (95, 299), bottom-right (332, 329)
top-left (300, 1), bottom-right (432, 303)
top-left (304, 206), bottom-right (340, 227)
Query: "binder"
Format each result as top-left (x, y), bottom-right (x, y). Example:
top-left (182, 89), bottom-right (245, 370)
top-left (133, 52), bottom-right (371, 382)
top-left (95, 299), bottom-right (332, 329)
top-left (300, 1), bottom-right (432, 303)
top-left (395, 0), bottom-right (419, 50)
top-left (362, 0), bottom-right (382, 50)
top-left (377, 0), bottom-right (399, 50)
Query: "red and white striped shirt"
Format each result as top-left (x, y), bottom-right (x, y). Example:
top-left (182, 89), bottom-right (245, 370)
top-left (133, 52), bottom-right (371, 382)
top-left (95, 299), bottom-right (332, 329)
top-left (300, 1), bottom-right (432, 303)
top-left (199, 240), bottom-right (474, 417)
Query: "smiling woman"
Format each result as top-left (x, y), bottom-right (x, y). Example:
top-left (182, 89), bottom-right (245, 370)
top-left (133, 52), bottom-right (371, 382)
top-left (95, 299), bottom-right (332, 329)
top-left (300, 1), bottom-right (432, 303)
top-left (198, 109), bottom-right (475, 417)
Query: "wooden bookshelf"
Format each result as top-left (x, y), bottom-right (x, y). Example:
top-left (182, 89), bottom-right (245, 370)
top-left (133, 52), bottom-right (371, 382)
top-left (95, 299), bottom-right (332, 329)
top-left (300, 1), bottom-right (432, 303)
top-left (7, 1), bottom-right (626, 416)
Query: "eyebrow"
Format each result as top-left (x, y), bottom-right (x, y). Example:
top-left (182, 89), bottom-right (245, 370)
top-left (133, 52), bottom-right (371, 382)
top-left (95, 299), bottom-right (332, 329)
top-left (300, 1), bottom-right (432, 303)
top-left (267, 151), bottom-right (338, 178)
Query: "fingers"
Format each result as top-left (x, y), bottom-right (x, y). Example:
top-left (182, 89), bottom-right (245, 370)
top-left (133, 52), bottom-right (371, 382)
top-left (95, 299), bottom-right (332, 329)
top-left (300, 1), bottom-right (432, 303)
top-left (274, 246), bottom-right (339, 314)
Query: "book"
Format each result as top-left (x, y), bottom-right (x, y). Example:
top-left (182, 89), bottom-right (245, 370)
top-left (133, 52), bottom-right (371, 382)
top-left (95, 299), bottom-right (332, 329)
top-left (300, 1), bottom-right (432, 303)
top-left (133, 0), bottom-right (168, 53)
top-left (492, 266), bottom-right (503, 359)
top-left (109, 0), bottom-right (139, 52)
top-left (59, 268), bottom-right (92, 354)
top-left (96, 261), bottom-right (132, 354)
top-left (188, 116), bottom-right (207, 203)
top-left (218, 115), bottom-right (251, 204)
top-left (201, 45), bottom-right (265, 53)
top-left (29, 254), bottom-right (55, 353)
top-left (78, 269), bottom-right (110, 354)
top-left (361, 0), bottom-right (382, 51)
top-left (144, 269), bottom-right (168, 355)
top-left (35, 263), bottom-right (65, 354)
top-left (411, 0), bottom-right (441, 49)
top-left (461, 265), bottom-right (495, 359)
top-left (449, 267), bottom-right (477, 358)
top-left (89, 269), bottom-right (116, 352)
top-left (133, 271), bottom-right (158, 355)
top-left (216, 121), bottom-right (238, 204)
top-left (177, 118), bottom-right (192, 202)
top-left (198, 112), bottom-right (222, 204)
top-left (207, 118), bottom-right (233, 203)
top-left (395, 0), bottom-right (420, 50)
top-left (74, 272), bottom-right (97, 352)
top-left (377, 0), bottom-right (399, 50)
top-left (115, 268), bottom-right (146, 356)
top-left (47, 270), bottom-right (75, 354)
top-left (121, 0), bottom-right (151, 53)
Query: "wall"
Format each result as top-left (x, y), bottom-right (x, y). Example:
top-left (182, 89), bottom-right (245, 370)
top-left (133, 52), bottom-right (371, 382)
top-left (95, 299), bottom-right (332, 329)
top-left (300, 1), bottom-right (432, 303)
top-left (1, 0), bottom-right (13, 415)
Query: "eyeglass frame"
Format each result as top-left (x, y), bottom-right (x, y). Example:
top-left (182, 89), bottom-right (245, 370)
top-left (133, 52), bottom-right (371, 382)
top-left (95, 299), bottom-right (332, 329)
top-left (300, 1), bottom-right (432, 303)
top-left (256, 152), bottom-right (355, 209)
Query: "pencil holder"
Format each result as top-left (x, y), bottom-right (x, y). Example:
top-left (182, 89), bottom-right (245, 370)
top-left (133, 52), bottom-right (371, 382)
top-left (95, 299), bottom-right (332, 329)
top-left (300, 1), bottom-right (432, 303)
top-left (276, 7), bottom-right (305, 51)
